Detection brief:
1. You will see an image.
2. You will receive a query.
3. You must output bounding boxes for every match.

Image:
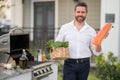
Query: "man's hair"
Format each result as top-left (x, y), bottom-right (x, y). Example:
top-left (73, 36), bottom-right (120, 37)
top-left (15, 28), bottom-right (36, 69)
top-left (74, 2), bottom-right (88, 12)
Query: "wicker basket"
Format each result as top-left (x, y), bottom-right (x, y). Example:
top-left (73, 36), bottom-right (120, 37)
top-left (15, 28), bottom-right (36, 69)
top-left (50, 47), bottom-right (69, 60)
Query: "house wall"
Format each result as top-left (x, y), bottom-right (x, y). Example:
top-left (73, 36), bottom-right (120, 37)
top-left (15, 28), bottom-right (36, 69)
top-left (83, 0), bottom-right (100, 29)
top-left (101, 0), bottom-right (120, 57)
top-left (11, 0), bottom-right (23, 28)
top-left (22, 0), bottom-right (100, 35)
top-left (23, 0), bottom-right (31, 28)
top-left (11, 0), bottom-right (101, 31)
top-left (58, 0), bottom-right (101, 30)
top-left (58, 0), bottom-right (75, 27)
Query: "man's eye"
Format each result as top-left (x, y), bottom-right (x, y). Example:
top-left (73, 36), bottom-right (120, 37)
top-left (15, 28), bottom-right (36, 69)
top-left (77, 11), bottom-right (80, 13)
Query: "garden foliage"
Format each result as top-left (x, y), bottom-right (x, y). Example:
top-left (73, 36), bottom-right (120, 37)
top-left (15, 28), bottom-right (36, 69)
top-left (95, 52), bottom-right (120, 80)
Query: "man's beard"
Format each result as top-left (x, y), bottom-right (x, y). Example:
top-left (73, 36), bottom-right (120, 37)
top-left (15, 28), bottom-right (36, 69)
top-left (75, 16), bottom-right (86, 23)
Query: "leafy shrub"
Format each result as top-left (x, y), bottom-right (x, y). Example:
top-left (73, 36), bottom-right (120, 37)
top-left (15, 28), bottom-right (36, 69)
top-left (95, 52), bottom-right (120, 80)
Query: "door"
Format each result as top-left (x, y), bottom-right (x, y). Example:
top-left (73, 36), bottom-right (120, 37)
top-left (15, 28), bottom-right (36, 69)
top-left (34, 1), bottom-right (55, 49)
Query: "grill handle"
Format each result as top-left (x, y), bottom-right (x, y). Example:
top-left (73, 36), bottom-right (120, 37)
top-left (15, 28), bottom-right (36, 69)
top-left (9, 27), bottom-right (25, 34)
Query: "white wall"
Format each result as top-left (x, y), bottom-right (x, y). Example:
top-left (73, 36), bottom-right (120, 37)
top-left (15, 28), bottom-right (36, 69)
top-left (11, 0), bottom-right (23, 28)
top-left (101, 0), bottom-right (120, 56)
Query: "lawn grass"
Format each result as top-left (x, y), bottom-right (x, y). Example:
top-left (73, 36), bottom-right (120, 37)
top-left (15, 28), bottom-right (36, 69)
top-left (88, 71), bottom-right (99, 80)
top-left (58, 72), bottom-right (63, 80)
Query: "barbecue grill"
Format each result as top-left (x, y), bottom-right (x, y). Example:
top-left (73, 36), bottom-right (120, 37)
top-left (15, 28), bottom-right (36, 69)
top-left (0, 27), bottom-right (33, 65)
top-left (0, 27), bottom-right (56, 80)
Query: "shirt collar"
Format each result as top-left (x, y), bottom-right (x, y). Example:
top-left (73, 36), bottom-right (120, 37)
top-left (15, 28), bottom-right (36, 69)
top-left (71, 20), bottom-right (89, 32)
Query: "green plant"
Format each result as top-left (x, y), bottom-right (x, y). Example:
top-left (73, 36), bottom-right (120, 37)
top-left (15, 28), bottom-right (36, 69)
top-left (46, 40), bottom-right (69, 48)
top-left (95, 52), bottom-right (120, 80)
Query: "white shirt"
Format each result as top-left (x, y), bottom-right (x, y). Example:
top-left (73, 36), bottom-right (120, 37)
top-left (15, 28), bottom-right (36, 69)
top-left (55, 20), bottom-right (100, 59)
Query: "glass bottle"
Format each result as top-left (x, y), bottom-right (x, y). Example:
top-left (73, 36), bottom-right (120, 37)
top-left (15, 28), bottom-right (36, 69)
top-left (19, 49), bottom-right (28, 69)
top-left (37, 49), bottom-right (42, 61)
top-left (42, 51), bottom-right (46, 62)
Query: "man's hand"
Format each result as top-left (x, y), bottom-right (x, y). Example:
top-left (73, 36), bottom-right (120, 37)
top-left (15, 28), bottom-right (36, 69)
top-left (95, 45), bottom-right (102, 52)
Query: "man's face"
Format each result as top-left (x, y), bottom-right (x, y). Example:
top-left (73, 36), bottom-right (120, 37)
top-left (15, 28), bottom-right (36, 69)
top-left (74, 6), bottom-right (87, 23)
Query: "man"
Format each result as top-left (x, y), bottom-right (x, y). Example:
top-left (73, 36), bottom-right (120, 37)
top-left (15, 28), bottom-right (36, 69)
top-left (56, 1), bottom-right (101, 80)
